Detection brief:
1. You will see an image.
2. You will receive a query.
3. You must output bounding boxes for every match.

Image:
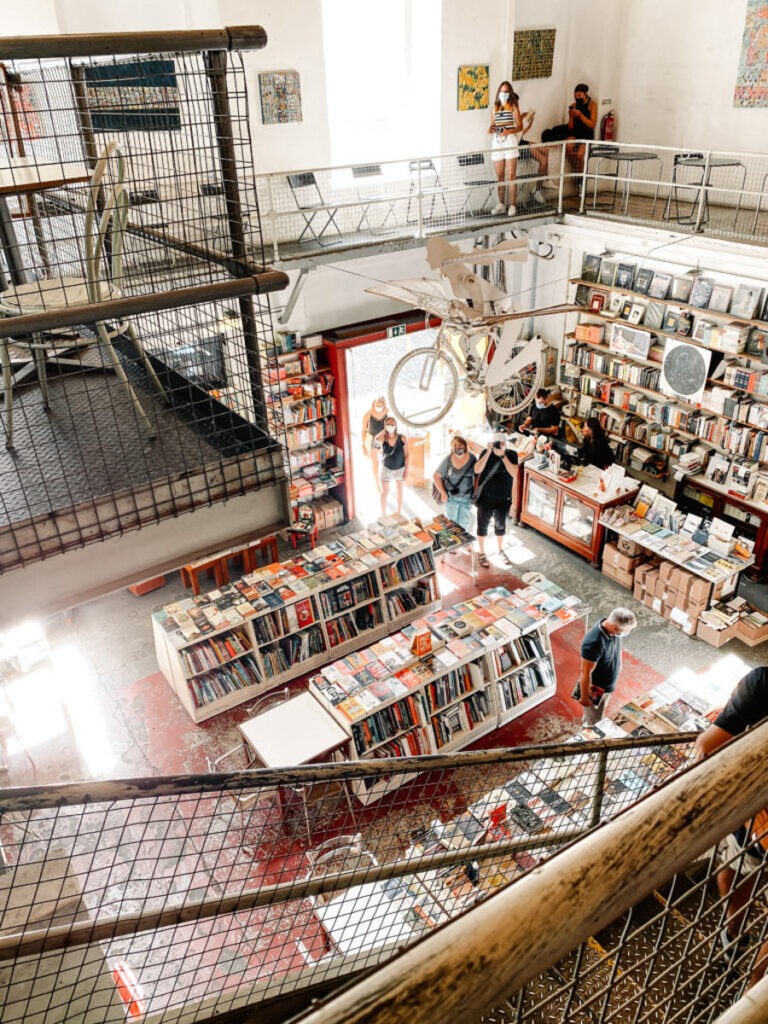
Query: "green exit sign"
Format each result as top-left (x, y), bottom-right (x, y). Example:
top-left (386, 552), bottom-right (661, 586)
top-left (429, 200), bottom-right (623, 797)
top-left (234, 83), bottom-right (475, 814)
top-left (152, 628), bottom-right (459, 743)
top-left (387, 324), bottom-right (406, 338)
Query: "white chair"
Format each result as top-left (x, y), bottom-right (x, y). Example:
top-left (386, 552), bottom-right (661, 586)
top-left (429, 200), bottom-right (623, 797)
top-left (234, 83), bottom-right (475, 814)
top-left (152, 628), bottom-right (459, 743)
top-left (0, 142), bottom-right (166, 449)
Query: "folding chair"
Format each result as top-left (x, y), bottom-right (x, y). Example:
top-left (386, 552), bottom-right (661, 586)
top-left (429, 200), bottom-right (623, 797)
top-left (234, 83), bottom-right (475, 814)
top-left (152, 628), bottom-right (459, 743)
top-left (287, 171), bottom-right (342, 246)
top-left (351, 164), bottom-right (398, 234)
top-left (406, 159), bottom-right (450, 224)
top-left (458, 153), bottom-right (496, 217)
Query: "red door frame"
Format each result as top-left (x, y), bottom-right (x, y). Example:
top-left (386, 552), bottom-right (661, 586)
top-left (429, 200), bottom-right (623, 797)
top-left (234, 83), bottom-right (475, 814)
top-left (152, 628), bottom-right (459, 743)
top-left (323, 311), bottom-right (440, 521)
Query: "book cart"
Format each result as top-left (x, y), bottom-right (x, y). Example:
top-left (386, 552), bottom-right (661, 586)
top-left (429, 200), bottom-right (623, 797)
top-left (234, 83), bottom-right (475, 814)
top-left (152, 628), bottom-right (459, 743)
top-left (310, 581), bottom-right (582, 806)
top-left (152, 524), bottom-right (441, 723)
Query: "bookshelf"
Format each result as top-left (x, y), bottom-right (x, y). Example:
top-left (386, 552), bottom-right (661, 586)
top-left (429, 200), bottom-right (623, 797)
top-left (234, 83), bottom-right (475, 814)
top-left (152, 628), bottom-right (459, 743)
top-left (152, 523), bottom-right (441, 723)
top-left (265, 331), bottom-right (347, 524)
top-left (310, 580), bottom-right (578, 805)
top-left (563, 260), bottom-right (768, 576)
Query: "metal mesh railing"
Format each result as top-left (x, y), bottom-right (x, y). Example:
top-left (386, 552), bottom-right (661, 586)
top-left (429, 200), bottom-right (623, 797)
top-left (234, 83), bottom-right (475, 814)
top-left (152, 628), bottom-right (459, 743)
top-left (0, 35), bottom-right (289, 572)
top-left (0, 733), bottom-right (696, 1024)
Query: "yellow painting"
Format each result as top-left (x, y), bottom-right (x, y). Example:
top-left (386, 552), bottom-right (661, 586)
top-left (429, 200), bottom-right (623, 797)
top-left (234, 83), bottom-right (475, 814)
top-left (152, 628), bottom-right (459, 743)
top-left (457, 65), bottom-right (489, 111)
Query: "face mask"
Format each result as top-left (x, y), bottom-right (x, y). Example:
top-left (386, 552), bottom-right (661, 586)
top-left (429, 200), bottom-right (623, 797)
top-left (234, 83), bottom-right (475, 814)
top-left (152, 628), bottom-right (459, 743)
top-left (616, 629), bottom-right (630, 637)
top-left (374, 402), bottom-right (384, 411)
top-left (453, 447), bottom-right (466, 456)
top-left (536, 401), bottom-right (546, 409)
top-left (386, 426), bottom-right (396, 434)
top-left (499, 91), bottom-right (510, 103)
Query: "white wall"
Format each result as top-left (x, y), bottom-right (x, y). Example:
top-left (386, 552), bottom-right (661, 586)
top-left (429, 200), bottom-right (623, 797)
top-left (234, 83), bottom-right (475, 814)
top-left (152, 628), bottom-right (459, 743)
top-left (612, 0), bottom-right (767, 153)
top-left (0, 484), bottom-right (285, 625)
top-left (440, 0), bottom-right (508, 156)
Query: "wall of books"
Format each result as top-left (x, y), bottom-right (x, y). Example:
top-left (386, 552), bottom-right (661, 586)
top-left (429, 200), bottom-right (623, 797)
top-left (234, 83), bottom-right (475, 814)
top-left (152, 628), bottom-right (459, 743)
top-left (311, 577), bottom-right (585, 805)
top-left (152, 522), bottom-right (441, 722)
top-left (266, 330), bottom-right (346, 526)
top-left (562, 250), bottom-right (768, 576)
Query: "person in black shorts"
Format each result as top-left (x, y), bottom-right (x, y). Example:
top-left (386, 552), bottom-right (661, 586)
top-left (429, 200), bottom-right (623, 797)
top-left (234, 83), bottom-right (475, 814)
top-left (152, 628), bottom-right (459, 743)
top-left (374, 416), bottom-right (409, 516)
top-left (695, 668), bottom-right (768, 987)
top-left (521, 388), bottom-right (561, 437)
top-left (541, 83), bottom-right (597, 173)
top-left (473, 433), bottom-right (517, 568)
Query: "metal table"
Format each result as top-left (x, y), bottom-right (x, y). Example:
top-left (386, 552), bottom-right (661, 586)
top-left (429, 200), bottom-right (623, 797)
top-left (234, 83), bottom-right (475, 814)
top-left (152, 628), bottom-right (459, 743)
top-left (587, 148), bottom-right (663, 216)
top-left (662, 155), bottom-right (746, 228)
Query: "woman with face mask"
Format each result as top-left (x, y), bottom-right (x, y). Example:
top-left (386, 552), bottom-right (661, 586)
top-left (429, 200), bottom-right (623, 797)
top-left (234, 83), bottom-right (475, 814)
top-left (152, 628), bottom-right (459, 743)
top-left (433, 434), bottom-right (476, 529)
top-left (488, 81), bottom-right (523, 216)
top-left (374, 416), bottom-right (409, 515)
top-left (362, 396), bottom-right (389, 492)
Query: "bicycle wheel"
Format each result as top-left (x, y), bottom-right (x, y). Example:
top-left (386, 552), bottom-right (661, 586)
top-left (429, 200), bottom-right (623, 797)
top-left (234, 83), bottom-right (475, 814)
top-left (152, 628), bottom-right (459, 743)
top-left (388, 345), bottom-right (459, 428)
top-left (485, 340), bottom-right (544, 416)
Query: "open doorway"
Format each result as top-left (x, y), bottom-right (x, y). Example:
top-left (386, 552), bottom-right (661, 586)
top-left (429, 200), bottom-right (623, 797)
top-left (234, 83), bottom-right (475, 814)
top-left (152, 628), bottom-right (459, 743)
top-left (344, 329), bottom-right (487, 524)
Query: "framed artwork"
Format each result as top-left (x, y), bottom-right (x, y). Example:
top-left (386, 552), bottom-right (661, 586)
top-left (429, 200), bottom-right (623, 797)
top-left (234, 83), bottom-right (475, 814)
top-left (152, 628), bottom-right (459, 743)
top-left (734, 0), bottom-right (768, 107)
top-left (610, 322), bottom-right (652, 360)
top-left (84, 59), bottom-right (180, 132)
top-left (513, 29), bottom-right (556, 80)
top-left (457, 65), bottom-right (489, 111)
top-left (259, 70), bottom-right (302, 124)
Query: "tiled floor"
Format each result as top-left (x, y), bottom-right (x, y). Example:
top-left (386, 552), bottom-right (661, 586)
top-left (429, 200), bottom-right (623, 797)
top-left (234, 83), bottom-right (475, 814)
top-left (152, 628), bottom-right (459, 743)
top-left (4, 516), bottom-right (764, 789)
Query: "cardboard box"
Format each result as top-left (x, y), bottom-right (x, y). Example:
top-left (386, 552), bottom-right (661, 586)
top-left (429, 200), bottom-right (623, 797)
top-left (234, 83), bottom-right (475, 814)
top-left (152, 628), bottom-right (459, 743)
top-left (602, 543), bottom-right (647, 575)
top-left (618, 536), bottom-right (644, 557)
top-left (602, 561), bottom-right (635, 589)
top-left (664, 600), bottom-right (699, 635)
top-left (696, 620), bottom-right (739, 647)
top-left (736, 617), bottom-right (768, 647)
top-left (633, 580), bottom-right (646, 603)
top-left (634, 563), bottom-right (656, 590)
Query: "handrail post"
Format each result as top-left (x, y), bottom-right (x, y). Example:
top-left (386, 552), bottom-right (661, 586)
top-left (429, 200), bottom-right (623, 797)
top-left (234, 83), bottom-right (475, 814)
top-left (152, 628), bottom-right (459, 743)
top-left (579, 140), bottom-right (591, 213)
top-left (589, 747), bottom-right (608, 828)
top-left (694, 149), bottom-right (713, 232)
top-left (557, 142), bottom-right (566, 215)
top-left (417, 160), bottom-right (424, 238)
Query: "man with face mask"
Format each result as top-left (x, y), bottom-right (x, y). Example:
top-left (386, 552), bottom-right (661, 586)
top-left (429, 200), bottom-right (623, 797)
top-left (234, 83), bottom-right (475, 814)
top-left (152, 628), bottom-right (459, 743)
top-left (572, 608), bottom-right (637, 726)
top-left (521, 388), bottom-right (560, 437)
top-left (362, 396), bottom-right (389, 492)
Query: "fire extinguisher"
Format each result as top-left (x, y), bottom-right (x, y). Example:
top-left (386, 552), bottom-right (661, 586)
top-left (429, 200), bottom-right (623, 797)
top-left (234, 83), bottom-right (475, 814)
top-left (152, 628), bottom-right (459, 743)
top-left (600, 110), bottom-right (616, 141)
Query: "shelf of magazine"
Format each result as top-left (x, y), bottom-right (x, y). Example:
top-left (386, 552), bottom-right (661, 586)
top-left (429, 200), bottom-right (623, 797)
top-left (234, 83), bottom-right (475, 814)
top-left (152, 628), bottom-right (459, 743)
top-left (151, 524), bottom-right (440, 723)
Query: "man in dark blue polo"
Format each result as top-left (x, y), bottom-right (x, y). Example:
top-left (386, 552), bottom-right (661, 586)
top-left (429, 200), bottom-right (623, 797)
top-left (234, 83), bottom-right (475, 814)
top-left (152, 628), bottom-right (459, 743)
top-left (572, 608), bottom-right (637, 726)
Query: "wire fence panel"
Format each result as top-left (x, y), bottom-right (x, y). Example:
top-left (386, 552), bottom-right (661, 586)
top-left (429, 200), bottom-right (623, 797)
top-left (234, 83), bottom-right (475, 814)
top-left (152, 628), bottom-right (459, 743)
top-left (0, 47), bottom-right (288, 572)
top-left (0, 735), bottom-right (697, 1024)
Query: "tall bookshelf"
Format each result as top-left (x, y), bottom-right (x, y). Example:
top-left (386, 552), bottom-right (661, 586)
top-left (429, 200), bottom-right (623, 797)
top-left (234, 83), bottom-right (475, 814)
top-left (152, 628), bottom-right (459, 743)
top-left (311, 584), bottom-right (563, 805)
top-left (563, 263), bottom-right (768, 521)
top-left (152, 531), bottom-right (440, 723)
top-left (265, 331), bottom-right (347, 524)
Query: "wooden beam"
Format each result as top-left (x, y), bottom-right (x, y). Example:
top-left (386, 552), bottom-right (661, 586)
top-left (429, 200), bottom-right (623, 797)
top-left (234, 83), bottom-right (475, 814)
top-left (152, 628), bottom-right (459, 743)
top-left (287, 719), bottom-right (768, 1024)
top-left (0, 26), bottom-right (267, 60)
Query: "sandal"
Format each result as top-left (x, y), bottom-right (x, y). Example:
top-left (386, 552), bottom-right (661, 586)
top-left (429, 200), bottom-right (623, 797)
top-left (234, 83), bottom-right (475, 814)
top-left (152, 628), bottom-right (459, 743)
top-left (502, 551), bottom-right (515, 566)
top-left (479, 555), bottom-right (490, 569)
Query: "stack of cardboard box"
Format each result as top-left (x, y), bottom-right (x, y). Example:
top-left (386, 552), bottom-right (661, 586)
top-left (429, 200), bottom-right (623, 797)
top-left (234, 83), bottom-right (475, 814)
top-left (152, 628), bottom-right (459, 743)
top-left (602, 539), bottom-right (648, 589)
top-left (313, 498), bottom-right (345, 530)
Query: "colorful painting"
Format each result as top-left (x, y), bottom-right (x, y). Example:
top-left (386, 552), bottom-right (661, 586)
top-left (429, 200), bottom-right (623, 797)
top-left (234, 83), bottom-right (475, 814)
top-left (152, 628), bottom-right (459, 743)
top-left (457, 65), bottom-right (489, 111)
top-left (259, 71), bottom-right (302, 124)
top-left (84, 59), bottom-right (180, 132)
top-left (734, 1), bottom-right (768, 107)
top-left (513, 28), bottom-right (556, 81)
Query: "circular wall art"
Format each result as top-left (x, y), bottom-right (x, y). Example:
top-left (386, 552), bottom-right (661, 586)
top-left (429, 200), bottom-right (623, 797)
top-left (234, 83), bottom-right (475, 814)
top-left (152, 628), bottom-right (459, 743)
top-left (660, 339), bottom-right (711, 402)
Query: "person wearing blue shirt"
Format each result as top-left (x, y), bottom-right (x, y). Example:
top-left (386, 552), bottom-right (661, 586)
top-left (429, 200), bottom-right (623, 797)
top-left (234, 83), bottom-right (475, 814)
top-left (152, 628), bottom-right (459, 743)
top-left (572, 608), bottom-right (637, 725)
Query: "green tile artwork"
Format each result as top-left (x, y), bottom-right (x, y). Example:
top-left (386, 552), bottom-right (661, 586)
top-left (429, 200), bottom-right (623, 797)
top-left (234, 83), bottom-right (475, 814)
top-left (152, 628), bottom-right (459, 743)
top-left (457, 65), bottom-right (489, 111)
top-left (513, 29), bottom-right (556, 81)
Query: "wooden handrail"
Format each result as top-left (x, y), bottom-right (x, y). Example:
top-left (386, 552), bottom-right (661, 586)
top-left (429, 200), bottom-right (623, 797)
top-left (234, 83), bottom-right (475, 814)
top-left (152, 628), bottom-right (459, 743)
top-left (289, 719), bottom-right (768, 1024)
top-left (712, 974), bottom-right (768, 1024)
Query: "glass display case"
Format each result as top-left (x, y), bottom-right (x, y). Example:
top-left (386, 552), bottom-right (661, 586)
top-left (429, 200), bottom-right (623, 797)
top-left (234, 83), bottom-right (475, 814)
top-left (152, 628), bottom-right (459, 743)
top-left (521, 466), bottom-right (638, 564)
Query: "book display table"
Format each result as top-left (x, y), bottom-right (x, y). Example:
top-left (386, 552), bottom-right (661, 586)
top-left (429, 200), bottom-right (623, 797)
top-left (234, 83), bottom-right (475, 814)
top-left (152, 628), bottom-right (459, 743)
top-left (152, 521), bottom-right (441, 722)
top-left (311, 577), bottom-right (589, 805)
top-left (521, 464), bottom-right (639, 565)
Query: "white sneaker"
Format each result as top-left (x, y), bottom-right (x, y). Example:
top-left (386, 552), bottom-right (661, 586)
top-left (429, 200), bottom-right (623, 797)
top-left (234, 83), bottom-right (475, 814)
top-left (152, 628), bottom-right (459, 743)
top-left (493, 203), bottom-right (505, 215)
top-left (542, 178), bottom-right (560, 190)
top-left (507, 204), bottom-right (517, 216)
top-left (533, 189), bottom-right (546, 205)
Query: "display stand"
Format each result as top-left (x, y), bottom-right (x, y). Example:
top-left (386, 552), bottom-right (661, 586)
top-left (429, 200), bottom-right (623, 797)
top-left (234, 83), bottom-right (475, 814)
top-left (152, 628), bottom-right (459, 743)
top-left (153, 529), bottom-right (440, 723)
top-left (521, 464), bottom-right (639, 565)
top-left (310, 582), bottom-right (574, 806)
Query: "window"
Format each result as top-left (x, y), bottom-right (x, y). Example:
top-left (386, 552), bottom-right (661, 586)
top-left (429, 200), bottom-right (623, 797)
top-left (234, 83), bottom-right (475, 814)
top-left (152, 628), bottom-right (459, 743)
top-left (321, 0), bottom-right (441, 167)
